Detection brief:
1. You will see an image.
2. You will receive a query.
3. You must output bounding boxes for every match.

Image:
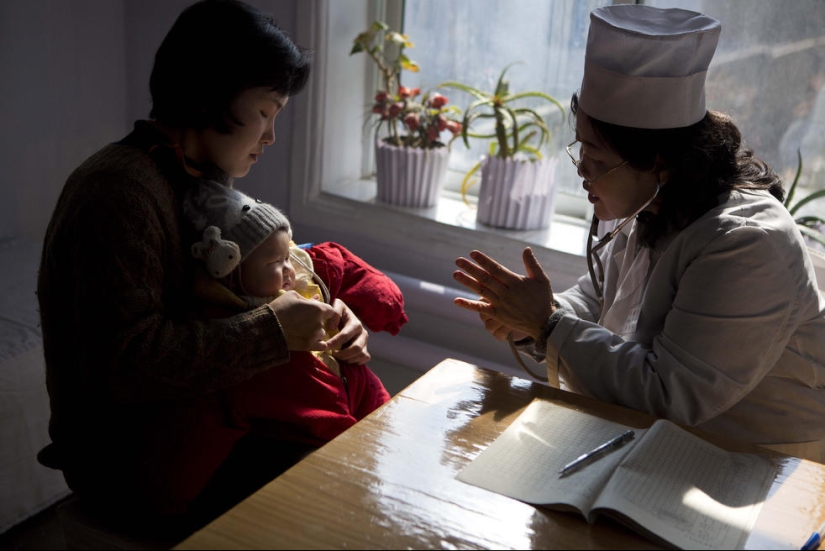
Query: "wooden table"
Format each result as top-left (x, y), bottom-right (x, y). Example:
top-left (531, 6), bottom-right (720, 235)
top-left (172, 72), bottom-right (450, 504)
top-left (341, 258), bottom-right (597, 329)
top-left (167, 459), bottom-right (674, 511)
top-left (176, 358), bottom-right (825, 550)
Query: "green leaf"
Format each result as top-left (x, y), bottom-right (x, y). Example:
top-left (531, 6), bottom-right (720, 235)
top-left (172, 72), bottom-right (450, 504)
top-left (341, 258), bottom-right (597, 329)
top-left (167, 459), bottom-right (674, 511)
top-left (386, 31), bottom-right (413, 49)
top-left (371, 21), bottom-right (388, 32)
top-left (495, 62), bottom-right (523, 97)
top-left (443, 104), bottom-right (463, 116)
top-left (501, 106), bottom-right (519, 157)
top-left (796, 215), bottom-right (825, 227)
top-left (354, 31), bottom-right (373, 44)
top-left (515, 115), bottom-right (550, 147)
top-left (399, 54), bottom-right (419, 72)
top-left (790, 188), bottom-right (825, 216)
top-left (469, 112), bottom-right (497, 120)
top-left (459, 106), bottom-right (492, 149)
top-left (440, 81), bottom-right (490, 102)
top-left (503, 91), bottom-right (566, 118)
top-left (349, 41), bottom-right (365, 55)
top-left (464, 99), bottom-right (494, 117)
top-left (466, 131), bottom-right (499, 139)
top-left (460, 161), bottom-right (482, 204)
top-left (784, 149), bottom-right (803, 209)
top-left (798, 225), bottom-right (825, 248)
top-left (516, 143), bottom-right (542, 159)
top-left (518, 129), bottom-right (538, 145)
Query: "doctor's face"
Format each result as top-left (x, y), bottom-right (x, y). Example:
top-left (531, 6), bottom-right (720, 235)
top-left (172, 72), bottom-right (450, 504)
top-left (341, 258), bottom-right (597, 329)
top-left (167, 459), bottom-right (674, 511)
top-left (573, 110), bottom-right (660, 222)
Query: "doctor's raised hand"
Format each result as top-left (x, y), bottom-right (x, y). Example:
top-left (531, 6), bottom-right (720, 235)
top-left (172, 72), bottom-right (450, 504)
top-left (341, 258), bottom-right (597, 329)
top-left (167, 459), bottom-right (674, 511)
top-left (454, 247), bottom-right (555, 342)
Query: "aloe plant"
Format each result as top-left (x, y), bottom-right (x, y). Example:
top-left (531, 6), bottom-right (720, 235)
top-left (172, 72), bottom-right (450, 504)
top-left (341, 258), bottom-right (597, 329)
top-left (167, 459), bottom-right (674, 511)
top-left (783, 149), bottom-right (825, 248)
top-left (439, 63), bottom-right (565, 199)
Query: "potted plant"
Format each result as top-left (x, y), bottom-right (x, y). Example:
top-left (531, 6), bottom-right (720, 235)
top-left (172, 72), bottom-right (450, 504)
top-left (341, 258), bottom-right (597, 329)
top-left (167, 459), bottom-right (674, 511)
top-left (440, 63), bottom-right (565, 230)
top-left (350, 21), bottom-right (462, 208)
top-left (784, 149), bottom-right (825, 249)
top-left (783, 149), bottom-right (825, 290)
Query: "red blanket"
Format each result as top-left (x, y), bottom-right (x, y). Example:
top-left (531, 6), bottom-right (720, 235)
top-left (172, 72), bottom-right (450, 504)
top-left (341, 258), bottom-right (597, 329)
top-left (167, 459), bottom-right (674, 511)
top-left (305, 241), bottom-right (408, 334)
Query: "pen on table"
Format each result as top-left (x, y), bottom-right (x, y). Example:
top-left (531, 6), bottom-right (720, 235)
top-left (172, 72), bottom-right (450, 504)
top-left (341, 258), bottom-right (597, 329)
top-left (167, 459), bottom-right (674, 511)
top-left (801, 522), bottom-right (825, 550)
top-left (558, 429), bottom-right (635, 477)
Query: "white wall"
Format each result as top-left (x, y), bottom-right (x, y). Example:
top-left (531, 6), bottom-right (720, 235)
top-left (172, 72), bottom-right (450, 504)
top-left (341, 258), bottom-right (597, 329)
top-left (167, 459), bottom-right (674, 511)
top-left (0, 0), bottom-right (128, 242)
top-left (0, 0), bottom-right (302, 242)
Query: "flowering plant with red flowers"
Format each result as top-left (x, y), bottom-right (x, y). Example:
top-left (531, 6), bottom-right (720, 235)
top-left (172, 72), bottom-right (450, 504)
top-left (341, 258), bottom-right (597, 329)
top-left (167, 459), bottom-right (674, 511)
top-left (351, 21), bottom-right (462, 150)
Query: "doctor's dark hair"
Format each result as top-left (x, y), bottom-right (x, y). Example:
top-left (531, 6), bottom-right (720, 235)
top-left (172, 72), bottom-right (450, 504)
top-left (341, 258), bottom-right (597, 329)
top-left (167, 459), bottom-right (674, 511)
top-left (570, 94), bottom-right (784, 248)
top-left (149, 0), bottom-right (310, 133)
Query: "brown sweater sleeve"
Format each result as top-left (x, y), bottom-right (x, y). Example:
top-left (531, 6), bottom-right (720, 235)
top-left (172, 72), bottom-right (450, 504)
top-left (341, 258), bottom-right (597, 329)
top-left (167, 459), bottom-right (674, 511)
top-left (38, 145), bottom-right (290, 404)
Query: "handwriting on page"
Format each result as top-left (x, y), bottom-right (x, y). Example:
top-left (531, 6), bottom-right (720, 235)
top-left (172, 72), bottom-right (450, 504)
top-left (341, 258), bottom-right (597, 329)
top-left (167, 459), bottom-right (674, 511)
top-left (602, 420), bottom-right (775, 550)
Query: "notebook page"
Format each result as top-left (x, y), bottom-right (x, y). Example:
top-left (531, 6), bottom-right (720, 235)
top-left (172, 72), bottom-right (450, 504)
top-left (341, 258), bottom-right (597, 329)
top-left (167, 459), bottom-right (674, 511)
top-left (456, 399), bottom-right (646, 515)
top-left (594, 419), bottom-right (776, 551)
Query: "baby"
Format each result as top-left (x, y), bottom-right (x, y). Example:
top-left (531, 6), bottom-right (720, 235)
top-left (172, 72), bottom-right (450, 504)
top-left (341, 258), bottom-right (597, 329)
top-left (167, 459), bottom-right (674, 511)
top-left (183, 179), bottom-right (404, 446)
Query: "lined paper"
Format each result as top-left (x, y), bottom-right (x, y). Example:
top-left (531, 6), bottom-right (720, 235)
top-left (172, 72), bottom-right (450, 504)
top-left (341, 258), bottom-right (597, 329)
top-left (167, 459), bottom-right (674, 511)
top-left (457, 398), bottom-right (777, 550)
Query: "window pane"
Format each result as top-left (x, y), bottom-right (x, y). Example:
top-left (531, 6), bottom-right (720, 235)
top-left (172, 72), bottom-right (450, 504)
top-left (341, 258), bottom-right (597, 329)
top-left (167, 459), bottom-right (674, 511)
top-left (402, 0), bottom-right (825, 227)
top-left (402, 0), bottom-right (612, 201)
top-left (648, 0), bottom-right (825, 219)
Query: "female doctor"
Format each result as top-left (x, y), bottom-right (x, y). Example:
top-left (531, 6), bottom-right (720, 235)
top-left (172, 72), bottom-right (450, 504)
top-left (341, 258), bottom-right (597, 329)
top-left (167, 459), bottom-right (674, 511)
top-left (453, 4), bottom-right (825, 461)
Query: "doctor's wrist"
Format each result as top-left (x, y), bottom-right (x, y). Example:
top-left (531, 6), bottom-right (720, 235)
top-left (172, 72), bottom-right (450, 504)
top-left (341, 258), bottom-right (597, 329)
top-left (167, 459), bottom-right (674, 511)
top-left (533, 309), bottom-right (566, 358)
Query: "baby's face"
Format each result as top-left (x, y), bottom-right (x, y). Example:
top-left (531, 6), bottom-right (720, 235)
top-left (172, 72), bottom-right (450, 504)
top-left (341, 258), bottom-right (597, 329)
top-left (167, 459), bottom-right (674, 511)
top-left (239, 230), bottom-right (295, 298)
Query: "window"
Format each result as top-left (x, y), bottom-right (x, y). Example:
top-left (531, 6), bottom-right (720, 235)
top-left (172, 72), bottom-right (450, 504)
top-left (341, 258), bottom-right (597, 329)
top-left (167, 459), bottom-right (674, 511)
top-left (402, 0), bottom-right (825, 218)
top-left (288, 0), bottom-right (825, 291)
top-left (658, 0), bottom-right (825, 221)
top-left (402, 0), bottom-right (609, 212)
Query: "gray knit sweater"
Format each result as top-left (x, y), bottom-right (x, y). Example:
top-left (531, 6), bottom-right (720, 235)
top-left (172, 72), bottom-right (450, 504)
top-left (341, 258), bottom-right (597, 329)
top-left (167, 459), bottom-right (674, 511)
top-left (37, 121), bottom-right (289, 498)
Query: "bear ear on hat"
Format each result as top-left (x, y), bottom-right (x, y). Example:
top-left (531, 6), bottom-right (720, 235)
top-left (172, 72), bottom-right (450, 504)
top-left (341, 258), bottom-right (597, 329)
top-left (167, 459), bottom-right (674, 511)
top-left (190, 225), bottom-right (242, 278)
top-left (578, 4), bottom-right (721, 129)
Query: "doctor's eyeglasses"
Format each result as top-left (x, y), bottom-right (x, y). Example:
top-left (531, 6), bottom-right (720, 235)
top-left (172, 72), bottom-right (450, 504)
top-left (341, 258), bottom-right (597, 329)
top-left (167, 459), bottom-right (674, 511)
top-left (567, 140), bottom-right (660, 306)
top-left (566, 140), bottom-right (628, 184)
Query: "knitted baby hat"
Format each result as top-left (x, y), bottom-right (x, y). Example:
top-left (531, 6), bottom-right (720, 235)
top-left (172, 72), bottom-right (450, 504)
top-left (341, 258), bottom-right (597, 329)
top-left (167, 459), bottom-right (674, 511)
top-left (183, 179), bottom-right (292, 278)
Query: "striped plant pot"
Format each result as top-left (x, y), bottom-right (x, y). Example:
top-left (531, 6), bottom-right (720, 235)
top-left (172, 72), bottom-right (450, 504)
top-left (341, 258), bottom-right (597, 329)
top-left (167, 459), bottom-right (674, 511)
top-left (477, 155), bottom-right (559, 230)
top-left (374, 140), bottom-right (449, 208)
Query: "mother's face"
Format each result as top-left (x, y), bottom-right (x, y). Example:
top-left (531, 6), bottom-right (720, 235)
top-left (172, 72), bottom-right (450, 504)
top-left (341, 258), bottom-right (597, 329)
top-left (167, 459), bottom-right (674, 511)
top-left (574, 110), bottom-right (661, 222)
top-left (185, 87), bottom-right (289, 178)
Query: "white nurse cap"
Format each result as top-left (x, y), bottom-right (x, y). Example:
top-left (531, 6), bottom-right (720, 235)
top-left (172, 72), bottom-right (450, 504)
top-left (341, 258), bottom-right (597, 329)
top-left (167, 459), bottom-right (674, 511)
top-left (578, 4), bottom-right (721, 129)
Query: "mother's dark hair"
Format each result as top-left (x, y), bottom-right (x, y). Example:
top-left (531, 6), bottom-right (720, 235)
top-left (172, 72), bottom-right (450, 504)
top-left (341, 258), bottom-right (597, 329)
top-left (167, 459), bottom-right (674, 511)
top-left (571, 94), bottom-right (784, 248)
top-left (150, 0), bottom-right (310, 133)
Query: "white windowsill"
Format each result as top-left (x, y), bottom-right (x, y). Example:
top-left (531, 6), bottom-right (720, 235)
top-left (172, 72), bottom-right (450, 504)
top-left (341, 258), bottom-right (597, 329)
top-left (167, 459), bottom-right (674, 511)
top-left (324, 178), bottom-right (592, 258)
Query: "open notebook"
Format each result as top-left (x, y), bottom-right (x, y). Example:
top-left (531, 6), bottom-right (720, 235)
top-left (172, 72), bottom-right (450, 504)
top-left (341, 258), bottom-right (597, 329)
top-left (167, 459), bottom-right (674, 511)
top-left (457, 399), bottom-right (777, 550)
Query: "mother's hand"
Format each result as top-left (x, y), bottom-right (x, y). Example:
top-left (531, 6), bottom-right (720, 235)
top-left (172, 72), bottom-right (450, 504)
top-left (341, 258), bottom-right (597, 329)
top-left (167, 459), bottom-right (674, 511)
top-left (453, 247), bottom-right (555, 340)
top-left (268, 291), bottom-right (336, 351)
top-left (325, 298), bottom-right (371, 365)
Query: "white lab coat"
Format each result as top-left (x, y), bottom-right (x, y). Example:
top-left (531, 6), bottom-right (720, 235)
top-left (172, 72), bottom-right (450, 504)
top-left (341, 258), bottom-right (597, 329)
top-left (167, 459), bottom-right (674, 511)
top-left (547, 189), bottom-right (825, 458)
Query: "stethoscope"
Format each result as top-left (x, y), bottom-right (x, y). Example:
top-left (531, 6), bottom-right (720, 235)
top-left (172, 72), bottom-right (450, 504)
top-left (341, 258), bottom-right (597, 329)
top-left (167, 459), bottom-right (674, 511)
top-left (586, 181), bottom-right (660, 307)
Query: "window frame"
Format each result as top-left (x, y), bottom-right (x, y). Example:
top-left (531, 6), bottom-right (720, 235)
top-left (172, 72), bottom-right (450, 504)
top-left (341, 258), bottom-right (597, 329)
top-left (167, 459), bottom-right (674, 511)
top-left (287, 0), bottom-right (589, 291)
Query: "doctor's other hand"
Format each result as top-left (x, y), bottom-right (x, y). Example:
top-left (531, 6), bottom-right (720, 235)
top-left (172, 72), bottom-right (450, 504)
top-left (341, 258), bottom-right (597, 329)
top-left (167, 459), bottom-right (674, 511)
top-left (453, 247), bottom-right (555, 340)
